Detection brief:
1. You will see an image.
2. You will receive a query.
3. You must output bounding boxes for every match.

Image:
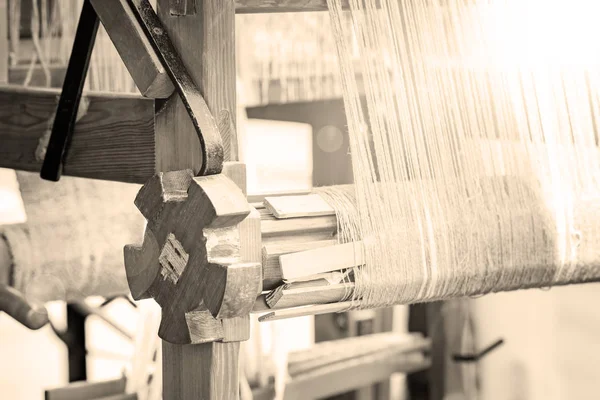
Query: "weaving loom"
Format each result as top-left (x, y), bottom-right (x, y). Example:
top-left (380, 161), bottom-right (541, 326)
top-left (1, 0), bottom-right (599, 399)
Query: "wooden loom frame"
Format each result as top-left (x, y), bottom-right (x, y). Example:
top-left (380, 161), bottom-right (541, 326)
top-left (0, 1), bottom-right (432, 399)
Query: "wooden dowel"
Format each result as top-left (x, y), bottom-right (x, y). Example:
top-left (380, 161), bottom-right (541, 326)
top-left (258, 301), bottom-right (353, 322)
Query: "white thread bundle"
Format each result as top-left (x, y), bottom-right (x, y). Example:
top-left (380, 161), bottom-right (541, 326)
top-left (324, 0), bottom-right (600, 308)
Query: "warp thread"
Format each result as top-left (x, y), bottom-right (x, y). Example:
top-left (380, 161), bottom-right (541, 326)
top-left (320, 0), bottom-right (600, 308)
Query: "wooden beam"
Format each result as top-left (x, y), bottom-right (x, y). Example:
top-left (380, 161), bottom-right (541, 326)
top-left (0, 85), bottom-right (156, 183)
top-left (234, 0), bottom-right (349, 13)
top-left (90, 0), bottom-right (174, 98)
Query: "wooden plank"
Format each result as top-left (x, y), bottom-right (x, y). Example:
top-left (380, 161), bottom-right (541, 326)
top-left (258, 301), bottom-right (353, 322)
top-left (264, 193), bottom-right (335, 219)
top-left (266, 280), bottom-right (354, 309)
top-left (280, 241), bottom-right (364, 280)
top-left (261, 214), bottom-right (337, 240)
top-left (154, 0), bottom-right (237, 176)
top-left (234, 0), bottom-right (349, 13)
top-left (262, 239), bottom-right (337, 290)
top-left (283, 352), bottom-right (430, 400)
top-left (45, 377), bottom-right (126, 400)
top-left (163, 341), bottom-right (240, 400)
top-left (0, 85), bottom-right (156, 183)
top-left (287, 333), bottom-right (430, 377)
top-left (90, 0), bottom-right (174, 98)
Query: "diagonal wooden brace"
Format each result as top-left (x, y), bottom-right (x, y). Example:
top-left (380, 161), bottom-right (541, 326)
top-left (124, 169), bottom-right (261, 344)
top-left (90, 0), bottom-right (224, 175)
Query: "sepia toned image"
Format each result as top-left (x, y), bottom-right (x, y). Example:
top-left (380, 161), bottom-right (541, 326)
top-left (1, 1), bottom-right (599, 399)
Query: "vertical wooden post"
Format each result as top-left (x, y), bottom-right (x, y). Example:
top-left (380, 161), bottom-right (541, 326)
top-left (163, 341), bottom-right (241, 399)
top-left (155, 0), bottom-right (237, 176)
top-left (153, 4), bottom-right (241, 398)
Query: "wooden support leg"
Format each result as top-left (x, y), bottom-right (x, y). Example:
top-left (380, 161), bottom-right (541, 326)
top-left (163, 341), bottom-right (240, 400)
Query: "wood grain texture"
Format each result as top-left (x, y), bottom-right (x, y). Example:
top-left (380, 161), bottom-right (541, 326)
top-left (45, 377), bottom-right (127, 400)
top-left (262, 239), bottom-right (337, 289)
top-left (234, 0), bottom-right (349, 13)
top-left (124, 170), bottom-right (255, 344)
top-left (90, 0), bottom-right (174, 98)
top-left (264, 193), bottom-right (335, 219)
top-left (155, 0), bottom-right (237, 176)
top-left (162, 341), bottom-right (240, 400)
top-left (0, 85), bottom-right (156, 183)
top-left (280, 241), bottom-right (364, 280)
top-left (221, 314), bottom-right (251, 342)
